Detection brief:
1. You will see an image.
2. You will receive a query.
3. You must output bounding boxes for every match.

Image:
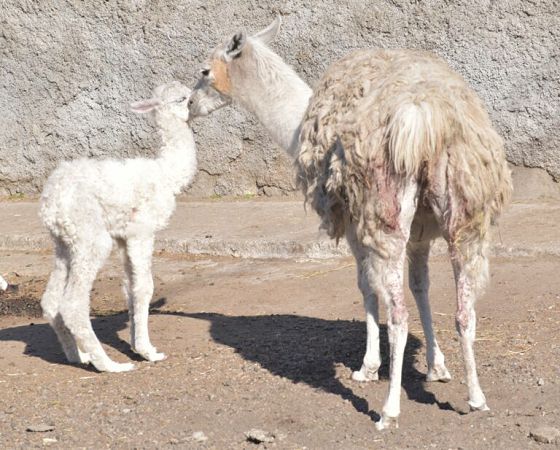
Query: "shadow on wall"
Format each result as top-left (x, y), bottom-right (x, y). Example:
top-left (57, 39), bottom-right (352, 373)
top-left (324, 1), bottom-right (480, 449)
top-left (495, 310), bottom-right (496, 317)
top-left (0, 305), bottom-right (457, 421)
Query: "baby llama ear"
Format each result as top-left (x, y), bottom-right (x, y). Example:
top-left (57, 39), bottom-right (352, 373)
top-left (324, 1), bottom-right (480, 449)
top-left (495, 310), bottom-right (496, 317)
top-left (130, 98), bottom-right (162, 114)
top-left (253, 16), bottom-right (282, 45)
top-left (225, 31), bottom-right (246, 60)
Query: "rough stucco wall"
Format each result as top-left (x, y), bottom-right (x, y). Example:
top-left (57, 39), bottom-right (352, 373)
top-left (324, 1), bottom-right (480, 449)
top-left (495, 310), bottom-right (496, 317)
top-left (1, 0), bottom-right (559, 197)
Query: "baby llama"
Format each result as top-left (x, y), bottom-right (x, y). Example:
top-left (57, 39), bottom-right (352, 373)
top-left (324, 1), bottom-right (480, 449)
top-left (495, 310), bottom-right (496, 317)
top-left (40, 81), bottom-right (196, 372)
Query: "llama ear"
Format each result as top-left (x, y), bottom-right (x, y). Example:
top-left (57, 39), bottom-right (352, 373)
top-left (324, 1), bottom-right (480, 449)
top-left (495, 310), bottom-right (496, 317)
top-left (253, 16), bottom-right (281, 45)
top-left (225, 31), bottom-right (246, 60)
top-left (130, 98), bottom-right (162, 114)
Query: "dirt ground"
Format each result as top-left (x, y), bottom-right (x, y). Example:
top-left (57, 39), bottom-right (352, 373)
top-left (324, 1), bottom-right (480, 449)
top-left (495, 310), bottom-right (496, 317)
top-left (0, 249), bottom-right (559, 449)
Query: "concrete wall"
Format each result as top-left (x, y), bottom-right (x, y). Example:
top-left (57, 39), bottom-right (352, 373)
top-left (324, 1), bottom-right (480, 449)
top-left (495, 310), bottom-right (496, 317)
top-left (1, 0), bottom-right (558, 197)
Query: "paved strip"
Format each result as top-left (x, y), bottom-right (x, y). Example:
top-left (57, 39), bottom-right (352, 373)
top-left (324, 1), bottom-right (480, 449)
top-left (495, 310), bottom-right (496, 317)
top-left (0, 201), bottom-right (558, 259)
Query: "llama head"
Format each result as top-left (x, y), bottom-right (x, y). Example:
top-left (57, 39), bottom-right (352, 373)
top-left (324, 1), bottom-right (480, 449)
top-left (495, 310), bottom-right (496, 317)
top-left (188, 16), bottom-right (282, 117)
top-left (131, 81), bottom-right (192, 123)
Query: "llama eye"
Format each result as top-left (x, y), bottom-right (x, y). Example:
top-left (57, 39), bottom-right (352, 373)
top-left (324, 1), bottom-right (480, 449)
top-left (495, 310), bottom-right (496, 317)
top-left (201, 69), bottom-right (210, 77)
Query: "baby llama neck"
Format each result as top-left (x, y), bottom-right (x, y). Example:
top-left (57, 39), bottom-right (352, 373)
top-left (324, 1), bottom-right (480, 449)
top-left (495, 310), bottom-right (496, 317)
top-left (155, 113), bottom-right (197, 194)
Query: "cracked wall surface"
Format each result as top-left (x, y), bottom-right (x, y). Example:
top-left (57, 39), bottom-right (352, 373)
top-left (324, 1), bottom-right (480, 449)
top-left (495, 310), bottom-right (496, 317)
top-left (1, 0), bottom-right (558, 197)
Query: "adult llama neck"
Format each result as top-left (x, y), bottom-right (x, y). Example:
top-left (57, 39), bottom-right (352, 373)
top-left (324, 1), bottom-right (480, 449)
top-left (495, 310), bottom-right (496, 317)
top-left (231, 39), bottom-right (312, 157)
top-left (155, 113), bottom-right (197, 194)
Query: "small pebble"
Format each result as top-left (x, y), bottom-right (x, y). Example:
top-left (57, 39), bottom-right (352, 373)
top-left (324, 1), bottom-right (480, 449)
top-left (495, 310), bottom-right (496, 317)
top-left (537, 378), bottom-right (544, 386)
top-left (245, 429), bottom-right (275, 444)
top-left (42, 437), bottom-right (57, 445)
top-left (530, 426), bottom-right (560, 444)
top-left (192, 431), bottom-right (208, 442)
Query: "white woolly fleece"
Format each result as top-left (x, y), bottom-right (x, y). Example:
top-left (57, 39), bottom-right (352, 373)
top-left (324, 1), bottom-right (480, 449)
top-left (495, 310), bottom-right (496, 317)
top-left (40, 81), bottom-right (196, 373)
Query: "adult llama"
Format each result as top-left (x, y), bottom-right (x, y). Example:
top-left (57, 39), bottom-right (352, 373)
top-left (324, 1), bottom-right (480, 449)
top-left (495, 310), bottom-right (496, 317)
top-left (189, 17), bottom-right (512, 429)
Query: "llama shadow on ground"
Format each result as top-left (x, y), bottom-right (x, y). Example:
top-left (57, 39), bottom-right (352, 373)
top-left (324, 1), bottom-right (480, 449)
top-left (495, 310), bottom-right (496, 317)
top-left (0, 312), bottom-right (137, 369)
top-left (156, 310), bottom-right (456, 421)
top-left (0, 298), bottom-right (169, 367)
top-left (0, 302), bottom-right (455, 420)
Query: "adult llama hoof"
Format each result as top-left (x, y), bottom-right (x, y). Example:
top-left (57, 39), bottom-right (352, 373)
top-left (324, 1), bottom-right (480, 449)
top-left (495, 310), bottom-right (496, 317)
top-left (469, 400), bottom-right (490, 412)
top-left (426, 365), bottom-right (451, 383)
top-left (375, 413), bottom-right (399, 431)
top-left (351, 366), bottom-right (379, 382)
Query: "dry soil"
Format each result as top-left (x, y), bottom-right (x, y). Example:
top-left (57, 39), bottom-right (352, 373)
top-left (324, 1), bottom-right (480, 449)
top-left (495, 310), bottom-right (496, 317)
top-left (0, 249), bottom-right (559, 449)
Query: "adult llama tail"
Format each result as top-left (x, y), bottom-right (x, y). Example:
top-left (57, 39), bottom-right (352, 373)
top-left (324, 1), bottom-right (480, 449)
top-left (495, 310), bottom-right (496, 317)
top-left (385, 97), bottom-right (446, 176)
